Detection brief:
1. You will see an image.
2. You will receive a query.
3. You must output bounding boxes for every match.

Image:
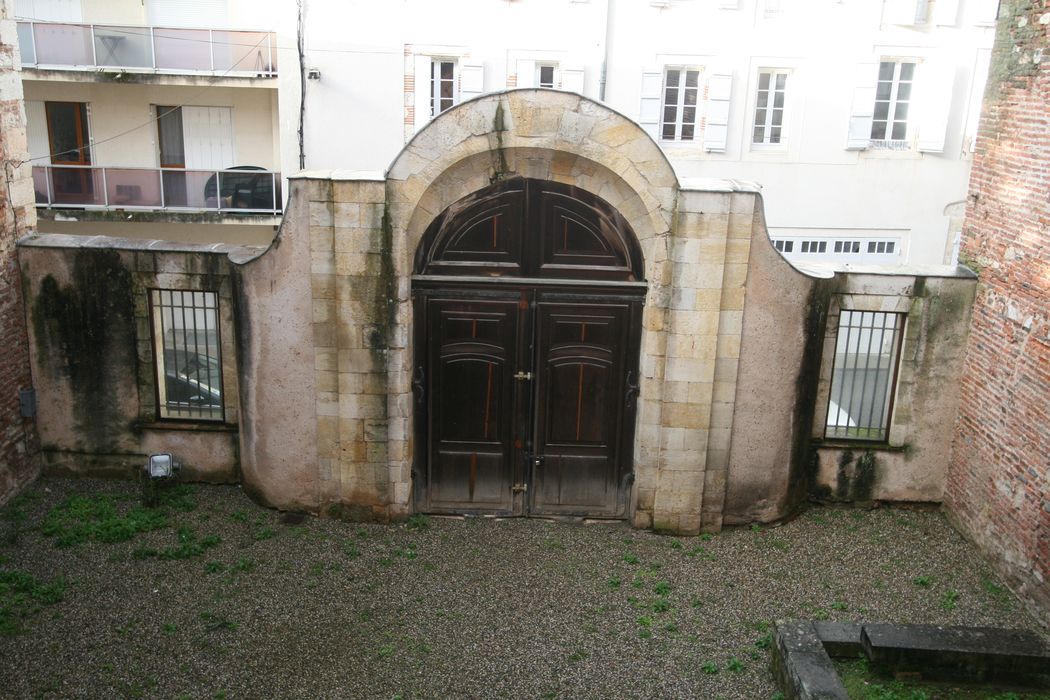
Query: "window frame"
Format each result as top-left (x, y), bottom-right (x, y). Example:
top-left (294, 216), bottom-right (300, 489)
top-left (870, 60), bottom-right (916, 148)
top-left (751, 69), bottom-right (789, 148)
top-left (430, 57), bottom-right (458, 118)
top-left (148, 288), bottom-right (226, 423)
top-left (824, 310), bottom-right (905, 443)
top-left (536, 63), bottom-right (558, 89)
top-left (660, 66), bottom-right (702, 142)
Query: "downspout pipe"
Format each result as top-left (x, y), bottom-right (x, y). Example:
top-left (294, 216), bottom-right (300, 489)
top-left (599, 0), bottom-right (614, 101)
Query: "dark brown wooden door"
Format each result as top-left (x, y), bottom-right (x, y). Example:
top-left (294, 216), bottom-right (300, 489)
top-left (413, 178), bottom-right (644, 518)
top-left (530, 300), bottom-right (638, 517)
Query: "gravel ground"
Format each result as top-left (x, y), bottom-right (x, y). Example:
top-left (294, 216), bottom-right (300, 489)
top-left (0, 476), bottom-right (1045, 700)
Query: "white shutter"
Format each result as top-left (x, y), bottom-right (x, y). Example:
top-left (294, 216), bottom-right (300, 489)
top-left (639, 67), bottom-right (663, 140)
top-left (916, 59), bottom-right (955, 153)
top-left (413, 55), bottom-right (432, 132)
top-left (147, 0), bottom-right (227, 28)
top-left (460, 63), bottom-right (484, 102)
top-left (561, 64), bottom-right (585, 94)
top-left (25, 101), bottom-right (50, 162)
top-left (703, 69), bottom-right (732, 153)
top-left (933, 0), bottom-right (959, 25)
top-left (884, 0), bottom-right (922, 25)
top-left (516, 59), bottom-right (536, 88)
top-left (845, 62), bottom-right (879, 150)
top-left (182, 106), bottom-right (234, 170)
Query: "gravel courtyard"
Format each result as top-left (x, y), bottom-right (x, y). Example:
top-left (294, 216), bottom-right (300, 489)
top-left (0, 476), bottom-right (1044, 699)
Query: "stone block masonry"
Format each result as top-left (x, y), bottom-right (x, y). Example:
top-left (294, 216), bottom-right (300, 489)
top-left (946, 0), bottom-right (1050, 624)
top-left (0, 0), bottom-right (39, 504)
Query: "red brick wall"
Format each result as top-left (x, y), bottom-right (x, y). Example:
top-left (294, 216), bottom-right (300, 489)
top-left (0, 2), bottom-right (39, 503)
top-left (947, 0), bottom-right (1049, 623)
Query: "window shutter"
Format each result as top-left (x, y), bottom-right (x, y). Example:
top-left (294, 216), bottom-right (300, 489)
top-left (460, 63), bottom-right (485, 102)
top-left (933, 0), bottom-right (959, 25)
top-left (516, 59), bottom-right (536, 88)
top-left (703, 69), bottom-right (732, 153)
top-left (638, 67), bottom-right (663, 140)
top-left (916, 59), bottom-right (954, 153)
top-left (413, 55), bottom-right (432, 131)
top-left (883, 0), bottom-right (922, 25)
top-left (25, 101), bottom-right (50, 162)
top-left (845, 62), bottom-right (879, 150)
top-left (561, 64), bottom-right (585, 94)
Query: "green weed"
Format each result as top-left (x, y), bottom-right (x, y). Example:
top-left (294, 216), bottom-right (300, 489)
top-left (0, 569), bottom-right (65, 635)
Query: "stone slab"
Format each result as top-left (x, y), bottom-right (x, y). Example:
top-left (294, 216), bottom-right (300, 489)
top-left (861, 624), bottom-right (1050, 683)
top-left (772, 621), bottom-right (849, 700)
top-left (813, 621), bottom-right (864, 658)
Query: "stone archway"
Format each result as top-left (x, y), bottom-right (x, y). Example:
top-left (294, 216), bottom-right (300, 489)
top-left (237, 89), bottom-right (780, 536)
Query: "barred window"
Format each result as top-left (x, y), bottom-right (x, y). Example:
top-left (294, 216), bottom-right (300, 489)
top-left (826, 311), bottom-right (904, 441)
top-left (150, 289), bottom-right (223, 421)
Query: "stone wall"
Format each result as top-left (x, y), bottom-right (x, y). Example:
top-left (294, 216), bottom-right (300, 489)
top-left (946, 0), bottom-right (1050, 623)
top-left (0, 0), bottom-right (38, 503)
top-left (811, 270), bottom-right (976, 503)
top-left (18, 236), bottom-right (242, 481)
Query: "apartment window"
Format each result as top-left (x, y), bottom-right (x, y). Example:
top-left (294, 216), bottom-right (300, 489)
top-left (871, 61), bottom-right (915, 143)
top-left (835, 241), bottom-right (861, 254)
top-left (431, 59), bottom-right (457, 117)
top-left (752, 70), bottom-right (787, 145)
top-left (150, 289), bottom-right (224, 421)
top-left (800, 240), bottom-right (827, 254)
top-left (868, 241), bottom-right (895, 254)
top-left (826, 311), bottom-right (904, 441)
top-left (773, 239), bottom-right (794, 253)
top-left (537, 64), bottom-right (556, 88)
top-left (661, 67), bottom-right (700, 141)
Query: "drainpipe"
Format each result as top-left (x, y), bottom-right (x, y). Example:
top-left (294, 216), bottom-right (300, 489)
top-left (599, 0), bottom-right (614, 102)
top-left (297, 0), bottom-right (306, 170)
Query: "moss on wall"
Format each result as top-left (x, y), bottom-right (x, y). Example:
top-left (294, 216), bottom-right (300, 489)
top-left (31, 250), bottom-right (135, 453)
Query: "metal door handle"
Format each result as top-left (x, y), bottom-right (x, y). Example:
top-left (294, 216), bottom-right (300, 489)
top-left (514, 371), bottom-right (533, 381)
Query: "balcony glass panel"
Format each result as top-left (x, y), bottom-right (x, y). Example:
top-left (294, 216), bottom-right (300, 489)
top-left (162, 170), bottom-right (214, 209)
top-left (16, 23), bottom-right (35, 64)
top-left (33, 23), bottom-right (93, 66)
top-left (210, 31), bottom-right (275, 74)
top-left (218, 170), bottom-right (278, 211)
top-left (32, 168), bottom-right (48, 204)
top-left (153, 28), bottom-right (211, 71)
top-left (47, 166), bottom-right (106, 206)
top-left (105, 169), bottom-right (162, 207)
top-left (93, 26), bottom-right (153, 68)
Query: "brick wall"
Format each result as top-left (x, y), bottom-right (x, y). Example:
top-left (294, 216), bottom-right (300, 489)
top-left (946, 0), bottom-right (1049, 622)
top-left (0, 0), bottom-right (40, 503)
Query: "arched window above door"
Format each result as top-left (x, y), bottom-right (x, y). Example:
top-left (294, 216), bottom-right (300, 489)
top-left (415, 177), bottom-right (644, 282)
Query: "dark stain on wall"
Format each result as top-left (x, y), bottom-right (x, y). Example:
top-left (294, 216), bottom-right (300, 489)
top-left (785, 278), bottom-right (835, 510)
top-left (31, 250), bottom-right (135, 453)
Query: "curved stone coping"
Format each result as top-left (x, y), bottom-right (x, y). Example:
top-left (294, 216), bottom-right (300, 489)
top-left (17, 233), bottom-right (264, 261)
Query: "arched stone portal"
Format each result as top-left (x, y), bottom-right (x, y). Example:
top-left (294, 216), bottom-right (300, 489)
top-left (235, 89), bottom-right (821, 535)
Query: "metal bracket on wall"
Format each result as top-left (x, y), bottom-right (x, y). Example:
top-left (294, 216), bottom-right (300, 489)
top-left (19, 389), bottom-right (36, 418)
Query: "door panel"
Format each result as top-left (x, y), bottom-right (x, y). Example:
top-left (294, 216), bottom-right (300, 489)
top-left (530, 301), bottom-right (634, 516)
top-left (424, 298), bottom-right (523, 513)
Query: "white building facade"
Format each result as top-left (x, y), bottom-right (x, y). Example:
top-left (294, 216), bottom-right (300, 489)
top-left (14, 0), bottom-right (996, 265)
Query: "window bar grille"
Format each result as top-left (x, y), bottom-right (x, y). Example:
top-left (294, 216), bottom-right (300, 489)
top-left (151, 289), bottom-right (222, 421)
top-left (826, 310), bottom-right (903, 441)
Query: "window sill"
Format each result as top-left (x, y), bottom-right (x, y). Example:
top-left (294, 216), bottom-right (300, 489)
top-left (136, 421), bottom-right (238, 434)
top-left (812, 439), bottom-right (908, 453)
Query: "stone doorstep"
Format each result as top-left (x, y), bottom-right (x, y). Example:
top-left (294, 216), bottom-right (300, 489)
top-left (772, 621), bottom-right (1050, 700)
top-left (862, 624), bottom-right (1050, 682)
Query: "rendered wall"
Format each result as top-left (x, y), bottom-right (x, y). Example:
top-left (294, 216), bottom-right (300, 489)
top-left (946, 0), bottom-right (1049, 623)
top-left (812, 271), bottom-right (976, 503)
top-left (18, 236), bottom-right (241, 481)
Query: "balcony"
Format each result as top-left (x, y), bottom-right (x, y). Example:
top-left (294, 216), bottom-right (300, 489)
top-left (17, 22), bottom-right (277, 77)
top-left (33, 165), bottom-right (283, 215)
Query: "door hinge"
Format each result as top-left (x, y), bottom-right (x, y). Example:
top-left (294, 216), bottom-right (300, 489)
top-left (513, 371), bottom-right (533, 381)
top-left (512, 483), bottom-right (528, 493)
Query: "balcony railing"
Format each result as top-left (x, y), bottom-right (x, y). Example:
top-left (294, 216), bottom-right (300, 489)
top-left (33, 165), bottom-right (283, 215)
top-left (17, 21), bottom-right (277, 76)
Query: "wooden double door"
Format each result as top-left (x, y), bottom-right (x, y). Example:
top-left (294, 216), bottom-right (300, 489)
top-left (416, 287), bottom-right (642, 517)
top-left (412, 177), bottom-right (646, 518)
